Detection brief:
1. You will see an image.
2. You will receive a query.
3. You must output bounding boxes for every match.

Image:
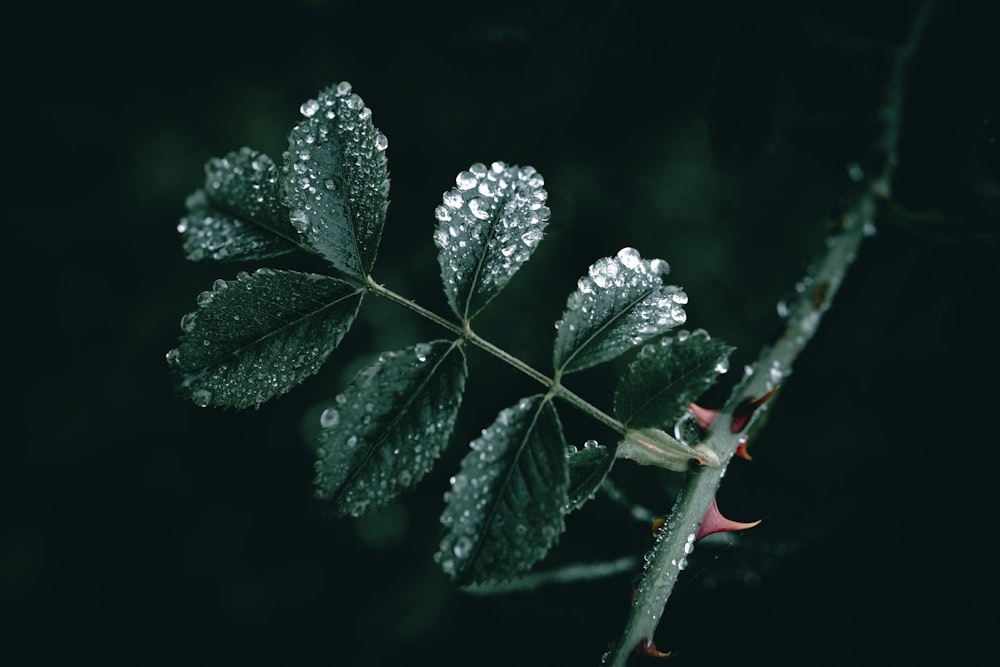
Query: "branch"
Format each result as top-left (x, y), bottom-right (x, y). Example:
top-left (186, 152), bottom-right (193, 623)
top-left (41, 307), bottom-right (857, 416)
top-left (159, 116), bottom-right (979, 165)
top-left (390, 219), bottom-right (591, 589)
top-left (602, 3), bottom-right (933, 664)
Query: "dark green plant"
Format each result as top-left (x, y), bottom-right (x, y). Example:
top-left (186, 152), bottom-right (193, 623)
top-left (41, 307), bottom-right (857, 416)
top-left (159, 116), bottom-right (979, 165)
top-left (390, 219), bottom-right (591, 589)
top-left (167, 6), bottom-right (928, 657)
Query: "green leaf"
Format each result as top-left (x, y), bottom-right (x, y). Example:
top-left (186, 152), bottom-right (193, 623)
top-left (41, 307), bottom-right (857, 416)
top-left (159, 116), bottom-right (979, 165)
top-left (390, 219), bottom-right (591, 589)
top-left (553, 247), bottom-right (688, 374)
top-left (432, 162), bottom-right (551, 322)
top-left (436, 395), bottom-right (568, 585)
top-left (565, 442), bottom-right (615, 512)
top-left (282, 82), bottom-right (390, 281)
top-left (313, 340), bottom-right (468, 516)
top-left (166, 269), bottom-right (363, 409)
top-left (178, 147), bottom-right (300, 262)
top-left (614, 329), bottom-right (734, 429)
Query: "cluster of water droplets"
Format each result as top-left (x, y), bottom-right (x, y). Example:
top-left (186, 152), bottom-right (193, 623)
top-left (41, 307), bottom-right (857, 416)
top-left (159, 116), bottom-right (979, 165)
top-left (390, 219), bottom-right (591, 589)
top-left (283, 81), bottom-right (390, 276)
top-left (554, 248), bottom-right (687, 372)
top-left (178, 148), bottom-right (290, 261)
top-left (435, 396), bottom-right (565, 581)
top-left (314, 341), bottom-right (464, 517)
top-left (166, 269), bottom-right (357, 409)
top-left (433, 161), bottom-right (550, 317)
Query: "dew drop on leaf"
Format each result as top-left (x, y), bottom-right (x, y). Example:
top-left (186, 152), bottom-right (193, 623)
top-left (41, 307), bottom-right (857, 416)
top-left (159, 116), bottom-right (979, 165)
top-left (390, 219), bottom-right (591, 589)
top-left (300, 99), bottom-right (320, 117)
top-left (320, 407), bottom-right (340, 428)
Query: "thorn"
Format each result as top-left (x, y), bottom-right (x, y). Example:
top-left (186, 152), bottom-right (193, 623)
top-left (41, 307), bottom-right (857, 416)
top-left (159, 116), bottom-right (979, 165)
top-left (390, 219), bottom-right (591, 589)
top-left (730, 386), bottom-right (779, 433)
top-left (688, 403), bottom-right (718, 430)
top-left (735, 436), bottom-right (752, 461)
top-left (651, 517), bottom-right (666, 535)
top-left (696, 498), bottom-right (761, 541)
top-left (636, 638), bottom-right (673, 659)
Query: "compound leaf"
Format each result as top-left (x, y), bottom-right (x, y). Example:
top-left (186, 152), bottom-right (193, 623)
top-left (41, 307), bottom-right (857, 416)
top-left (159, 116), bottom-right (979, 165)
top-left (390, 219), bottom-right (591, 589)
top-left (553, 247), bottom-right (688, 375)
top-left (282, 82), bottom-right (390, 282)
top-left (179, 147), bottom-right (300, 262)
top-left (436, 395), bottom-right (568, 585)
top-left (614, 329), bottom-right (734, 429)
top-left (167, 269), bottom-right (363, 409)
top-left (565, 442), bottom-right (615, 512)
top-left (433, 162), bottom-right (551, 322)
top-left (314, 340), bottom-right (468, 516)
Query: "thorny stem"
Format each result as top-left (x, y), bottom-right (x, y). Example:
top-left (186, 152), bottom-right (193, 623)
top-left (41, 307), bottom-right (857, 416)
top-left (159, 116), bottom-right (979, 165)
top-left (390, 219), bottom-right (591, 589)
top-left (365, 276), bottom-right (628, 435)
top-left (603, 3), bottom-right (932, 665)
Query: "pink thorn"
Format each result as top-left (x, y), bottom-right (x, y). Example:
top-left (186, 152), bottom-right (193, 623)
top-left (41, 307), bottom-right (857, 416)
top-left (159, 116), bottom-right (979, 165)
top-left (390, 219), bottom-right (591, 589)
top-left (636, 638), bottom-right (673, 659)
top-left (688, 403), bottom-right (719, 430)
top-left (735, 434), bottom-right (752, 460)
top-left (696, 498), bottom-right (761, 541)
top-left (729, 387), bottom-right (779, 433)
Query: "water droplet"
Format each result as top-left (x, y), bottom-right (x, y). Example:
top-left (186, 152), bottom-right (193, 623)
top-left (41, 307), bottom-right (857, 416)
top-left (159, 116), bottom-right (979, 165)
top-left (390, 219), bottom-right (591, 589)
top-left (320, 408), bottom-right (340, 428)
top-left (616, 247), bottom-right (641, 269)
top-left (468, 198), bottom-right (491, 220)
top-left (375, 133), bottom-right (389, 151)
top-left (583, 439), bottom-right (599, 449)
top-left (453, 536), bottom-right (473, 558)
top-left (191, 388), bottom-right (212, 407)
top-left (846, 161), bottom-right (864, 182)
top-left (456, 170), bottom-right (477, 190)
top-left (521, 228), bottom-right (543, 246)
top-left (180, 312), bottom-right (197, 333)
top-left (300, 98), bottom-right (320, 117)
top-left (414, 342), bottom-right (432, 362)
top-left (196, 291), bottom-right (214, 306)
top-left (673, 410), bottom-right (701, 446)
top-left (714, 356), bottom-right (730, 374)
top-left (649, 258), bottom-right (670, 275)
top-left (336, 81), bottom-right (352, 96)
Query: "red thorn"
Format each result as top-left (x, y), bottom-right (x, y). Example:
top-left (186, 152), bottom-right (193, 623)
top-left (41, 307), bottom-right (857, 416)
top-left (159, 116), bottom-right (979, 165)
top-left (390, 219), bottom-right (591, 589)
top-left (696, 498), bottom-right (761, 541)
top-left (651, 517), bottom-right (666, 535)
top-left (730, 386), bottom-right (779, 433)
top-left (636, 638), bottom-right (673, 659)
top-left (688, 403), bottom-right (718, 430)
top-left (735, 434), bottom-right (752, 460)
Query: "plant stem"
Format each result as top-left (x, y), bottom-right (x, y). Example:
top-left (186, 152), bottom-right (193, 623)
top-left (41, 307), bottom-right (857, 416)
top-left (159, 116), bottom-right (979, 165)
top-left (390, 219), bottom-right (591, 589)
top-left (603, 3), bottom-right (931, 664)
top-left (365, 276), bottom-right (628, 435)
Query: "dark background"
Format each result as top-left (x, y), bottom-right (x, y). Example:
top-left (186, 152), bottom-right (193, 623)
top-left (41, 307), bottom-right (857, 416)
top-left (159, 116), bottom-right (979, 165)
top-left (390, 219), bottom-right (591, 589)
top-left (5, 1), bottom-right (998, 665)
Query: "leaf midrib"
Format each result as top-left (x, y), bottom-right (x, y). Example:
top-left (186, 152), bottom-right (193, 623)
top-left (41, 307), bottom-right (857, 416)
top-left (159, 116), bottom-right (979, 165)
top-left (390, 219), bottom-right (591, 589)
top-left (458, 396), bottom-right (551, 585)
top-left (461, 190), bottom-right (514, 321)
top-left (621, 353), bottom-right (722, 427)
top-left (557, 285), bottom-right (658, 373)
top-left (186, 276), bottom-right (363, 375)
top-left (331, 341), bottom-right (463, 508)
